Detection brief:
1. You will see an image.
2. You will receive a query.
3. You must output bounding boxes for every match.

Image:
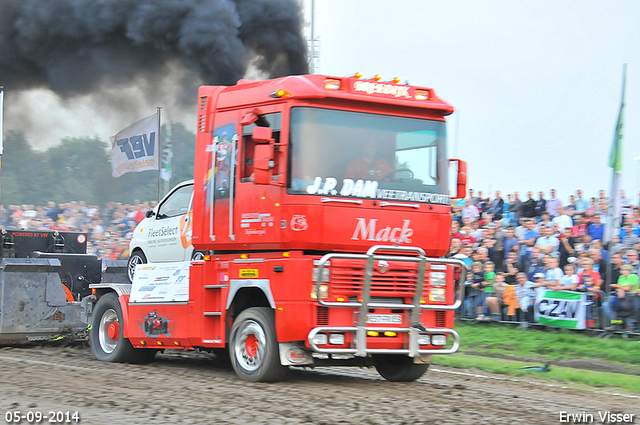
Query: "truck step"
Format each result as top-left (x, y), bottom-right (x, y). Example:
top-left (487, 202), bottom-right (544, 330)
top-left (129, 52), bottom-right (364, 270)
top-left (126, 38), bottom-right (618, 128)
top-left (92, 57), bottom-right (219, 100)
top-left (204, 312), bottom-right (222, 316)
top-left (204, 284), bottom-right (228, 289)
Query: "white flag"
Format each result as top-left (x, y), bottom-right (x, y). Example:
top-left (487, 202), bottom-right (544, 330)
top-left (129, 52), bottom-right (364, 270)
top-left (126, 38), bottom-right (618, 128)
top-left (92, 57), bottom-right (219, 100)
top-left (110, 113), bottom-right (159, 177)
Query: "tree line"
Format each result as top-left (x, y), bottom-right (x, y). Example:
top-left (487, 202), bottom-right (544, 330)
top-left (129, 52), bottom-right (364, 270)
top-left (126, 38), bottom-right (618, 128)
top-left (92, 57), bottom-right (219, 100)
top-left (1, 123), bottom-right (196, 206)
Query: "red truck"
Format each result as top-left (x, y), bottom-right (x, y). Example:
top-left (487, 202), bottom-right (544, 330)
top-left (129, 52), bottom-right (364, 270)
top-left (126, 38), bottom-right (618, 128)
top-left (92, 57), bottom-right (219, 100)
top-left (88, 73), bottom-right (468, 382)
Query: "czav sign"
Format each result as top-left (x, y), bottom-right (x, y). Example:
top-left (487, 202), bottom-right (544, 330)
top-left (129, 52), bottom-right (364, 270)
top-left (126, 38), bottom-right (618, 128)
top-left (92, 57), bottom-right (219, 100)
top-left (536, 299), bottom-right (580, 319)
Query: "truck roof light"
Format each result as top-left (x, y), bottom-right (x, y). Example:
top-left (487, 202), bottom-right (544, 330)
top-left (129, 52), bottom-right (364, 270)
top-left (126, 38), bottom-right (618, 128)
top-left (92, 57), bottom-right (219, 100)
top-left (414, 90), bottom-right (430, 100)
top-left (353, 72), bottom-right (363, 79)
top-left (324, 78), bottom-right (341, 89)
top-left (269, 89), bottom-right (289, 98)
top-left (373, 74), bottom-right (382, 82)
top-left (386, 77), bottom-right (402, 84)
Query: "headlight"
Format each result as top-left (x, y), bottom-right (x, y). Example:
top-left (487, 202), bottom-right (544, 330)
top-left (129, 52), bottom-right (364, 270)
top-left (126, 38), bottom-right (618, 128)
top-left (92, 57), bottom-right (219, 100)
top-left (329, 333), bottom-right (345, 345)
top-left (431, 335), bottom-right (446, 346)
top-left (312, 267), bottom-right (330, 283)
top-left (429, 287), bottom-right (446, 302)
top-left (417, 335), bottom-right (431, 345)
top-left (430, 271), bottom-right (446, 286)
top-left (312, 333), bottom-right (328, 345)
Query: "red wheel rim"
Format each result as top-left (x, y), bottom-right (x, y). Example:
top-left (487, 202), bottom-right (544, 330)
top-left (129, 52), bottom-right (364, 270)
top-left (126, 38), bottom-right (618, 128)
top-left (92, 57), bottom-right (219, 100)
top-left (107, 321), bottom-right (120, 340)
top-left (245, 334), bottom-right (258, 357)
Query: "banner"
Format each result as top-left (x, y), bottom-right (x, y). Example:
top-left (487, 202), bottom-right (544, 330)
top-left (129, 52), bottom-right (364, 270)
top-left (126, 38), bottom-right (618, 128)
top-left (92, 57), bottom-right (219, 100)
top-left (129, 261), bottom-right (190, 303)
top-left (110, 113), bottom-right (158, 177)
top-left (534, 290), bottom-right (587, 329)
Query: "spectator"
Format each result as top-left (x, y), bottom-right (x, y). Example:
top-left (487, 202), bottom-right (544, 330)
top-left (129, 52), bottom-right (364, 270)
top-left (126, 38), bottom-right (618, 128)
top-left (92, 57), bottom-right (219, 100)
top-left (606, 264), bottom-right (640, 331)
top-left (521, 219), bottom-right (539, 256)
top-left (571, 214), bottom-right (588, 242)
top-left (525, 247), bottom-right (545, 281)
top-left (546, 189), bottom-right (562, 218)
top-left (626, 249), bottom-right (640, 274)
top-left (534, 191), bottom-right (547, 219)
top-left (575, 190), bottom-right (589, 213)
top-left (578, 258), bottom-right (602, 289)
top-left (558, 227), bottom-right (576, 267)
top-left (544, 256), bottom-right (564, 288)
top-left (556, 263), bottom-right (579, 291)
top-left (621, 223), bottom-right (640, 248)
top-left (509, 192), bottom-right (523, 224)
top-left (488, 191), bottom-right (504, 219)
top-left (522, 191), bottom-right (536, 219)
top-left (566, 195), bottom-right (577, 216)
top-left (552, 206), bottom-right (573, 233)
top-left (514, 272), bottom-right (535, 323)
top-left (501, 248), bottom-right (524, 284)
top-left (503, 227), bottom-right (519, 260)
top-left (536, 225), bottom-right (559, 255)
top-left (587, 214), bottom-right (605, 241)
top-left (537, 211), bottom-right (552, 230)
top-left (462, 198), bottom-right (480, 222)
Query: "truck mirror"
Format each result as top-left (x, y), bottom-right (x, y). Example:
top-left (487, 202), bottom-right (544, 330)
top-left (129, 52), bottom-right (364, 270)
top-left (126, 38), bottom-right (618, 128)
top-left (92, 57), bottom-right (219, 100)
top-left (449, 159), bottom-right (467, 199)
top-left (145, 210), bottom-right (155, 218)
top-left (252, 126), bottom-right (273, 144)
top-left (253, 144), bottom-right (274, 184)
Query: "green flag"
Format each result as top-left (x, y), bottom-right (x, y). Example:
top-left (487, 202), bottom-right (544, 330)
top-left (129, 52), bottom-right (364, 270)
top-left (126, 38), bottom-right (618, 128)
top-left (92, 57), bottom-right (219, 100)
top-left (605, 64), bottom-right (627, 243)
top-left (609, 66), bottom-right (626, 172)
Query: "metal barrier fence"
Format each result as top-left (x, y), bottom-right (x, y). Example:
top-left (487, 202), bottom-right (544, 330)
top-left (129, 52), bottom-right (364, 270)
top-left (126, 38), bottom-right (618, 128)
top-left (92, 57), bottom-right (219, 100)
top-left (456, 286), bottom-right (639, 335)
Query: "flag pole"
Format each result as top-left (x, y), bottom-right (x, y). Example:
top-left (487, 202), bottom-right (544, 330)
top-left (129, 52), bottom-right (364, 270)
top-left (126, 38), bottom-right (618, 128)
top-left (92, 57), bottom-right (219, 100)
top-left (157, 106), bottom-right (162, 203)
top-left (0, 86), bottom-right (4, 207)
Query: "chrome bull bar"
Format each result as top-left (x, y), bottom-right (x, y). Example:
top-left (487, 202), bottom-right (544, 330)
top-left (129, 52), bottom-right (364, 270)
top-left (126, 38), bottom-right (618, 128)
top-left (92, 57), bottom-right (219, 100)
top-left (312, 245), bottom-right (467, 357)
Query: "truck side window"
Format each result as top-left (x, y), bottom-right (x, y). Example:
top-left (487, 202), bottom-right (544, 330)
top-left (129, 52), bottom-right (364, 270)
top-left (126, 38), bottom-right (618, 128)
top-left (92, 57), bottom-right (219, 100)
top-left (157, 185), bottom-right (193, 219)
top-left (241, 112), bottom-right (281, 181)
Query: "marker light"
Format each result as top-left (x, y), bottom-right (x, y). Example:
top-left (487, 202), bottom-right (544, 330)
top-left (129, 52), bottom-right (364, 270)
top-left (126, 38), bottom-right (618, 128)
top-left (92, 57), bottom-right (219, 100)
top-left (240, 254), bottom-right (249, 259)
top-left (389, 77), bottom-right (401, 84)
top-left (269, 89), bottom-right (290, 98)
top-left (373, 74), bottom-right (382, 81)
top-left (157, 340), bottom-right (163, 346)
top-left (324, 79), bottom-right (341, 89)
top-left (282, 252), bottom-right (291, 258)
top-left (174, 341), bottom-right (181, 346)
top-left (414, 90), bottom-right (430, 100)
top-left (367, 331), bottom-right (379, 337)
top-left (353, 72), bottom-right (363, 79)
top-left (383, 331), bottom-right (397, 337)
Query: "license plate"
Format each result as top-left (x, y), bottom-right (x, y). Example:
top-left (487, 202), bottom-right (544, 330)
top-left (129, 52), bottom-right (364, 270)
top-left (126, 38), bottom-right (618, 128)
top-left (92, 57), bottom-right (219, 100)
top-left (366, 314), bottom-right (402, 324)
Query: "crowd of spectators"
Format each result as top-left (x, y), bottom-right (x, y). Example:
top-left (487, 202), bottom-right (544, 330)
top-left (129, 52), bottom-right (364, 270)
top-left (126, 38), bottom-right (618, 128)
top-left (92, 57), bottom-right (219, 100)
top-left (0, 200), bottom-right (156, 262)
top-left (449, 188), bottom-right (640, 332)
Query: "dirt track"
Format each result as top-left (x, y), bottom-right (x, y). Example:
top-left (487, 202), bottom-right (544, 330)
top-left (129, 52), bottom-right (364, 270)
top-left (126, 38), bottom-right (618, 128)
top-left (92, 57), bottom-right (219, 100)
top-left (0, 345), bottom-right (638, 425)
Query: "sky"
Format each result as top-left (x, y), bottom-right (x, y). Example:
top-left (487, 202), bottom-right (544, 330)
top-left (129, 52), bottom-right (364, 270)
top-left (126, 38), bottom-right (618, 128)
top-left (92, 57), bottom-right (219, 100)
top-left (303, 0), bottom-right (640, 203)
top-left (2, 0), bottom-right (639, 205)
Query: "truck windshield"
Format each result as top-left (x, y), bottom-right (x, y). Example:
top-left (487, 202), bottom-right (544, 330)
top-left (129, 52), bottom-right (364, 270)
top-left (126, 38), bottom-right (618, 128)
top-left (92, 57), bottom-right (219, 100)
top-left (288, 107), bottom-right (449, 205)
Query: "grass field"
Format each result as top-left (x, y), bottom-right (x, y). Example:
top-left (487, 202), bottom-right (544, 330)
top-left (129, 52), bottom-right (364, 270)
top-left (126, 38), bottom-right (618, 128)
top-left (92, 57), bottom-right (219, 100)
top-left (432, 322), bottom-right (640, 394)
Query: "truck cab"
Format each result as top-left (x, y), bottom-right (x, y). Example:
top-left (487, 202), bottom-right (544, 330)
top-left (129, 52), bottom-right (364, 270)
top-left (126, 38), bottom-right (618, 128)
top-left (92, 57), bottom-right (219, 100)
top-left (89, 74), bottom-right (467, 382)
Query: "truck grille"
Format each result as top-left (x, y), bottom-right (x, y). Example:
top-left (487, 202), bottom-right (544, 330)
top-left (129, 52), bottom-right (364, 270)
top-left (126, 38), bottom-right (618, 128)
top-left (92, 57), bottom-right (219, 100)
top-left (329, 259), bottom-right (426, 298)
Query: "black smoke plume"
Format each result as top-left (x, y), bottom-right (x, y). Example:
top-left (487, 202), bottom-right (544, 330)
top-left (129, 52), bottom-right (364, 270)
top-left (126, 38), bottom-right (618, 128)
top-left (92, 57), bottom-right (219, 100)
top-left (0, 0), bottom-right (309, 97)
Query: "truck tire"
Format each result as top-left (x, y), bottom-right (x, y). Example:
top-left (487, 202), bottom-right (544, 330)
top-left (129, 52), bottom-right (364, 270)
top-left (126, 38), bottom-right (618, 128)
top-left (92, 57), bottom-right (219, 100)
top-left (90, 292), bottom-right (156, 364)
top-left (373, 354), bottom-right (430, 382)
top-left (229, 307), bottom-right (287, 382)
top-left (127, 250), bottom-right (147, 282)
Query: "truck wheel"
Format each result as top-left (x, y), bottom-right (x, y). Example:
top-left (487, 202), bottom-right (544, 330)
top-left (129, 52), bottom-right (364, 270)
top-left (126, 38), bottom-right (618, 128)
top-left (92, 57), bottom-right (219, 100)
top-left (373, 354), bottom-right (430, 382)
top-left (229, 307), bottom-right (287, 382)
top-left (90, 292), bottom-right (156, 364)
top-left (127, 250), bottom-right (147, 282)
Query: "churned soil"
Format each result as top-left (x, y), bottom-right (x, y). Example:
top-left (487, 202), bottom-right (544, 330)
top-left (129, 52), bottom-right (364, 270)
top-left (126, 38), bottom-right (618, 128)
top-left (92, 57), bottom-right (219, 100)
top-left (0, 345), bottom-right (638, 424)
